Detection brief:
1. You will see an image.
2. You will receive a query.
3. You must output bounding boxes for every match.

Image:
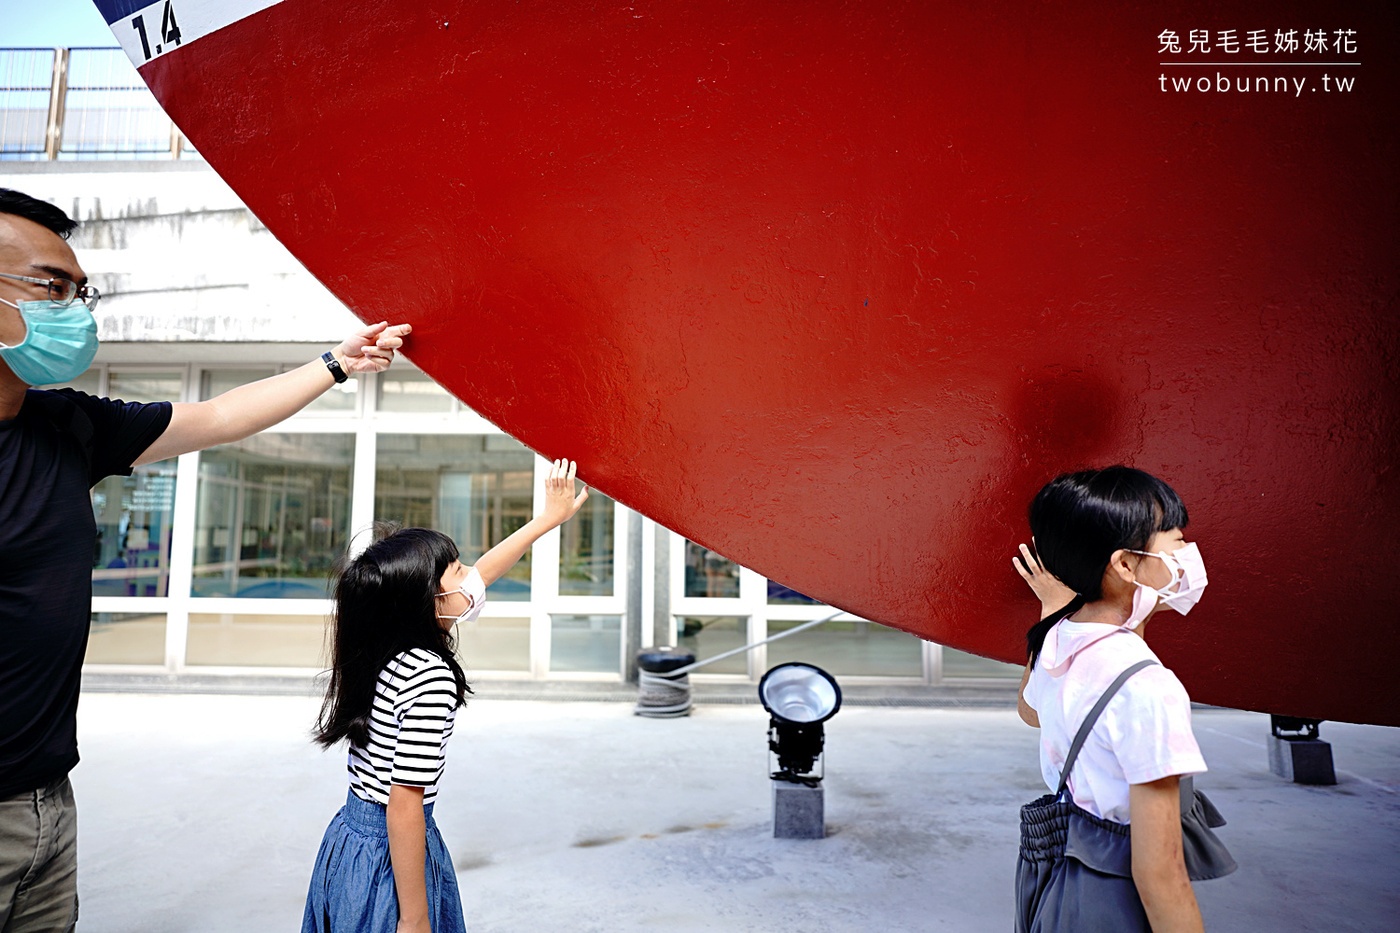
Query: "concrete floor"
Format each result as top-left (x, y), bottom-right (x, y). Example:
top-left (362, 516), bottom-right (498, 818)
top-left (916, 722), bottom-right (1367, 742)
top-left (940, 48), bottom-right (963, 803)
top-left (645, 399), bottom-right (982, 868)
top-left (70, 693), bottom-right (1399, 932)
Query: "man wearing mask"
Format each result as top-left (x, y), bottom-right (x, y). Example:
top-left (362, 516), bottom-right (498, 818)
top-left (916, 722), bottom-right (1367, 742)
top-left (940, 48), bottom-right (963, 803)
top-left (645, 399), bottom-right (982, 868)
top-left (0, 188), bottom-right (412, 931)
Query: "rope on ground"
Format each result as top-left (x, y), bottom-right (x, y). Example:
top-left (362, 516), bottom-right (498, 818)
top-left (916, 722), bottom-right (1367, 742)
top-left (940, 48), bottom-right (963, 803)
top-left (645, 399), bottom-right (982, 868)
top-left (635, 669), bottom-right (693, 718)
top-left (634, 610), bottom-right (844, 718)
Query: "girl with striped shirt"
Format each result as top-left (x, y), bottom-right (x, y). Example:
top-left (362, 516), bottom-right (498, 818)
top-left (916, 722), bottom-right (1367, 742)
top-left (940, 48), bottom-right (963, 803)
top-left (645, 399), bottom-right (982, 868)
top-left (303, 460), bottom-right (589, 933)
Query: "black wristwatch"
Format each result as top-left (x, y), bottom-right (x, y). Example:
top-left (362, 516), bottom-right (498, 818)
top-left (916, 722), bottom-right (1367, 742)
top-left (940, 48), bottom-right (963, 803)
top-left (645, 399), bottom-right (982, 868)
top-left (321, 351), bottom-right (348, 384)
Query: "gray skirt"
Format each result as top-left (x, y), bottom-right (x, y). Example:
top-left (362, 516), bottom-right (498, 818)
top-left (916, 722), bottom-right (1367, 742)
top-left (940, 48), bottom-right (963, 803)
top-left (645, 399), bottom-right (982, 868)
top-left (1015, 781), bottom-right (1235, 933)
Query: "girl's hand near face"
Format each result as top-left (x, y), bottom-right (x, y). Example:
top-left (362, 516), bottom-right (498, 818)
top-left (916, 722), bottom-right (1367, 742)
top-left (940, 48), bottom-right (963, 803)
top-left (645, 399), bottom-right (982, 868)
top-left (542, 459), bottom-right (590, 527)
top-left (1014, 542), bottom-right (1077, 621)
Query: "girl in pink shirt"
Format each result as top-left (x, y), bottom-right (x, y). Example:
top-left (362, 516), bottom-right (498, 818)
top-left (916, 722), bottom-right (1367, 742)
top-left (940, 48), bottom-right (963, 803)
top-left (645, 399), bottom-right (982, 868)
top-left (1012, 466), bottom-right (1229, 933)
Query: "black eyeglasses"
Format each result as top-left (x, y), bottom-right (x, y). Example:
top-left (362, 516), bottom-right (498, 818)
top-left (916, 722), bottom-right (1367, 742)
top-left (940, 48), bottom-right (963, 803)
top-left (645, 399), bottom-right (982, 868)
top-left (0, 272), bottom-right (102, 310)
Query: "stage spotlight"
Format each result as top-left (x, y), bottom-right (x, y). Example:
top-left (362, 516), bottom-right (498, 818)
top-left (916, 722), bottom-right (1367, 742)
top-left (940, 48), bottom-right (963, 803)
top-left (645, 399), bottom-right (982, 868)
top-left (760, 662), bottom-right (842, 781)
top-left (759, 662), bottom-right (841, 838)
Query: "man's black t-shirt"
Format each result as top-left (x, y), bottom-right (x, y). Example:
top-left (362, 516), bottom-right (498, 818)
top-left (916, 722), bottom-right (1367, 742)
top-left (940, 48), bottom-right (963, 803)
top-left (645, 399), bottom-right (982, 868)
top-left (0, 389), bottom-right (172, 798)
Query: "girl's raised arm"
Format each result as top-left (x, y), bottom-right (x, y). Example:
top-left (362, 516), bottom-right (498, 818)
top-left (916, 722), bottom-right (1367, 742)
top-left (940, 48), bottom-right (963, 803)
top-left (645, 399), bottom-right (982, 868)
top-left (1017, 662), bottom-right (1039, 727)
top-left (473, 459), bottom-right (590, 586)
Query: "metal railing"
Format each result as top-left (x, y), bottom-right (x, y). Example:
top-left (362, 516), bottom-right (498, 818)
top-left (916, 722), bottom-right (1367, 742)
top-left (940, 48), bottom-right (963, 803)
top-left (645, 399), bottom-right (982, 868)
top-left (0, 47), bottom-right (199, 161)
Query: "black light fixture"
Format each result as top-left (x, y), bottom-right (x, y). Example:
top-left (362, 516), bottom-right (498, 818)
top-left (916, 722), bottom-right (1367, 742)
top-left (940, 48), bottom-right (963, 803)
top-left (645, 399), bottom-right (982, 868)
top-left (759, 662), bottom-right (842, 783)
top-left (760, 663), bottom-right (841, 838)
top-left (1268, 715), bottom-right (1336, 785)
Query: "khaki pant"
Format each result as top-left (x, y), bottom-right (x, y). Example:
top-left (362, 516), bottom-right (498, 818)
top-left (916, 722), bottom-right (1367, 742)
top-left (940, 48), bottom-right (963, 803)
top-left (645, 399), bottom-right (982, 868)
top-left (0, 777), bottom-right (78, 933)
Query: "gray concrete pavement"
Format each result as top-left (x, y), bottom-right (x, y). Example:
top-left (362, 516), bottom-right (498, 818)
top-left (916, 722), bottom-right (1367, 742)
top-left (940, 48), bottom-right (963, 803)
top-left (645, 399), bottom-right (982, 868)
top-left (71, 693), bottom-right (1399, 932)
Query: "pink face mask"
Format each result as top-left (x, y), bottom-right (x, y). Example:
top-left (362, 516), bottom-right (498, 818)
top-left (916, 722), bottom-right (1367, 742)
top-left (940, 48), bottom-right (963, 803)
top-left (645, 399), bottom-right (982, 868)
top-left (1039, 542), bottom-right (1209, 675)
top-left (1122, 542), bottom-right (1208, 630)
top-left (436, 582), bottom-right (477, 625)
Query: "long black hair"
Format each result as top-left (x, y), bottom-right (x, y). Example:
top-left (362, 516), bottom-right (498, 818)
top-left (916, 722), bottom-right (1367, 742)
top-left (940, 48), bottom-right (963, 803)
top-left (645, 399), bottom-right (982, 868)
top-left (1024, 466), bottom-right (1188, 664)
top-left (315, 524), bottom-right (472, 749)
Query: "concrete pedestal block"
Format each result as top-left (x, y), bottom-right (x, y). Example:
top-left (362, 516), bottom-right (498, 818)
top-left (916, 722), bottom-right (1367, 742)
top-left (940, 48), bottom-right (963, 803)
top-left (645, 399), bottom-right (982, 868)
top-left (1268, 735), bottom-right (1337, 785)
top-left (772, 780), bottom-right (824, 838)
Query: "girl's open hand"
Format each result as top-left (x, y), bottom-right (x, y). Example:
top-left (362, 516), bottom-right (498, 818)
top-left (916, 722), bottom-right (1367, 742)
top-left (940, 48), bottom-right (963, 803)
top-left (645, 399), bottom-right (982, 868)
top-left (1014, 542), bottom-right (1076, 616)
top-left (543, 459), bottom-right (590, 526)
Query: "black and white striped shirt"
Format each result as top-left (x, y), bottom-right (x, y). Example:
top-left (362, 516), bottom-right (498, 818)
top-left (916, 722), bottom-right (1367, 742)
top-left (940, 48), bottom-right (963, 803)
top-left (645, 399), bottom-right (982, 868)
top-left (347, 648), bottom-right (463, 805)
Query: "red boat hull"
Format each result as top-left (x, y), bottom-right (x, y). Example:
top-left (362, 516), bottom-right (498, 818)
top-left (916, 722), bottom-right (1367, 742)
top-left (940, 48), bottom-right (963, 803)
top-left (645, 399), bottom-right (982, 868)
top-left (109, 1), bottom-right (1398, 724)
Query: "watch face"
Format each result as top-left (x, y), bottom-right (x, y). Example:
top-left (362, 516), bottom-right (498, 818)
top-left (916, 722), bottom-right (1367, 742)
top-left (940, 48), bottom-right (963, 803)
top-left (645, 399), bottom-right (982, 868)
top-left (323, 352), bottom-right (347, 382)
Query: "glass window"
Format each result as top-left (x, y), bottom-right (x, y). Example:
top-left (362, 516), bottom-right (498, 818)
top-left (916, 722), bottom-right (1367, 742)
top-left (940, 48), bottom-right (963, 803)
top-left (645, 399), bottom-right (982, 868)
top-left (767, 578), bottom-right (821, 605)
top-left (85, 612), bottom-right (165, 665)
top-left (767, 618), bottom-right (924, 677)
top-left (375, 434), bottom-right (535, 600)
top-left (186, 613), bottom-right (327, 667)
top-left (454, 617), bottom-right (530, 673)
top-left (559, 492), bottom-right (614, 596)
top-left (676, 615), bottom-right (748, 674)
top-left (192, 433), bottom-right (354, 598)
top-left (941, 647), bottom-right (1020, 679)
top-left (684, 541), bottom-right (740, 598)
top-left (200, 369), bottom-right (275, 401)
top-left (550, 614), bottom-right (621, 673)
top-left (377, 369), bottom-right (454, 413)
top-left (92, 457), bottom-right (177, 597)
top-left (108, 370), bottom-right (182, 404)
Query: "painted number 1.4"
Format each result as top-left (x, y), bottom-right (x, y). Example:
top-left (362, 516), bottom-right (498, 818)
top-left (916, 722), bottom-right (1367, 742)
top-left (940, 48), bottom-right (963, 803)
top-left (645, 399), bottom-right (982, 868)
top-left (131, 1), bottom-right (183, 62)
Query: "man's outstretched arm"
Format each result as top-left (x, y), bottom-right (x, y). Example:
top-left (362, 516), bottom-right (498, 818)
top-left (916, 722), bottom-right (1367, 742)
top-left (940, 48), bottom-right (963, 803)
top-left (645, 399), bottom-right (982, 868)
top-left (134, 321), bottom-right (411, 465)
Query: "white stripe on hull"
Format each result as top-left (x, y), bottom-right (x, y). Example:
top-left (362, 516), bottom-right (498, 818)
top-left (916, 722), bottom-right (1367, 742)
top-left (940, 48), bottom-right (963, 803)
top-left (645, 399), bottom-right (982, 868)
top-left (105, 0), bottom-right (289, 69)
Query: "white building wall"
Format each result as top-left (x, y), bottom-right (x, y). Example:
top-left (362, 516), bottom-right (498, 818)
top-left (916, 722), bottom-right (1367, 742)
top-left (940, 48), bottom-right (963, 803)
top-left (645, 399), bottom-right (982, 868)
top-left (1, 162), bottom-right (354, 343)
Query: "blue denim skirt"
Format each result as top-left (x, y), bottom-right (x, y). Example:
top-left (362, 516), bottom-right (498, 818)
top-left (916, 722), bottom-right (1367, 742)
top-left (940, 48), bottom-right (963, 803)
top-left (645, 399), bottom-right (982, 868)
top-left (301, 791), bottom-right (466, 933)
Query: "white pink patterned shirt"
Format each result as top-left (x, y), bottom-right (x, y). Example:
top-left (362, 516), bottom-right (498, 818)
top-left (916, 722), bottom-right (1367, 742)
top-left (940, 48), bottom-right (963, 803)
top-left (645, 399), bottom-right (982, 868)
top-left (1023, 620), bottom-right (1206, 824)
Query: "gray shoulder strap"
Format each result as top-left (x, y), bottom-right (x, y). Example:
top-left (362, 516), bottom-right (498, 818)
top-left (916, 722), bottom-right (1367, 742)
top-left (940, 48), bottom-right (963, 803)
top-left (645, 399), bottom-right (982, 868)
top-left (1055, 659), bottom-right (1159, 796)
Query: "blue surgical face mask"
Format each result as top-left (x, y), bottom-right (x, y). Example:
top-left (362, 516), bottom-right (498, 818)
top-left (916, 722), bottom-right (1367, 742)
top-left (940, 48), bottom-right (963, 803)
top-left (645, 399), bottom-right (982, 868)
top-left (0, 298), bottom-right (99, 386)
